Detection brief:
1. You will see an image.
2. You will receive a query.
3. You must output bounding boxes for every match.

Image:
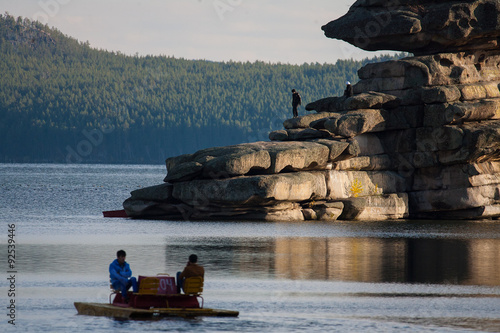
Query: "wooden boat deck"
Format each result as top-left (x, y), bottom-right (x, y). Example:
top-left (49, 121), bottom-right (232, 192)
top-left (74, 302), bottom-right (239, 319)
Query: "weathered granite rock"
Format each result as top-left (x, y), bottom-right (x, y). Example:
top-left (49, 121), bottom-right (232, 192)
top-left (285, 128), bottom-right (331, 140)
top-left (303, 201), bottom-right (345, 221)
top-left (326, 170), bottom-right (410, 199)
top-left (312, 139), bottom-right (350, 161)
top-left (339, 193), bottom-right (409, 220)
top-left (283, 112), bottom-right (339, 129)
top-left (305, 92), bottom-right (400, 112)
top-left (458, 82), bottom-right (500, 100)
top-left (334, 155), bottom-right (393, 171)
top-left (123, 198), bottom-right (180, 218)
top-left (269, 130), bottom-right (288, 141)
top-left (171, 172), bottom-right (327, 206)
top-left (412, 205), bottom-right (500, 220)
top-left (165, 144), bottom-right (271, 182)
top-left (345, 91), bottom-right (401, 110)
top-left (265, 141), bottom-right (330, 173)
top-left (323, 107), bottom-right (422, 137)
top-left (124, 1), bottom-right (500, 221)
top-left (129, 183), bottom-right (173, 201)
top-left (324, 109), bottom-right (388, 137)
top-left (412, 121), bottom-right (500, 166)
top-left (165, 141), bottom-right (340, 182)
top-left (238, 207), bottom-right (305, 222)
top-left (355, 52), bottom-right (500, 93)
top-left (410, 184), bottom-right (500, 213)
top-left (421, 86), bottom-right (461, 104)
top-left (305, 97), bottom-right (345, 113)
top-left (413, 162), bottom-right (500, 191)
top-left (423, 99), bottom-right (500, 127)
top-left (322, 0), bottom-right (500, 55)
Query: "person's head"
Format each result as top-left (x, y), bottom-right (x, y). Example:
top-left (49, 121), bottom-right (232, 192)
top-left (291, 89), bottom-right (296, 93)
top-left (188, 254), bottom-right (198, 263)
top-left (117, 250), bottom-right (126, 264)
top-left (346, 81), bottom-right (351, 85)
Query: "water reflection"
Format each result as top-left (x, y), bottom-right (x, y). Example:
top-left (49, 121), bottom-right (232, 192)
top-left (164, 236), bottom-right (500, 286)
top-left (274, 237), bottom-right (500, 286)
top-left (12, 236), bottom-right (500, 287)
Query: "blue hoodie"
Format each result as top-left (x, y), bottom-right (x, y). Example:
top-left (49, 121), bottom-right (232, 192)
top-left (109, 259), bottom-right (132, 285)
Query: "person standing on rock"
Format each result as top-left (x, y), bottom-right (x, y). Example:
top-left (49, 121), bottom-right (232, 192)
top-left (344, 81), bottom-right (353, 97)
top-left (291, 89), bottom-right (302, 118)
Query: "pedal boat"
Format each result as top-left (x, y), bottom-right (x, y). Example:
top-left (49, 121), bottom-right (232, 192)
top-left (74, 275), bottom-right (238, 319)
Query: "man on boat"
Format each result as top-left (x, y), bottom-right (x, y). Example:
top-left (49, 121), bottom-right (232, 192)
top-left (109, 250), bottom-right (138, 302)
top-left (176, 254), bottom-right (205, 293)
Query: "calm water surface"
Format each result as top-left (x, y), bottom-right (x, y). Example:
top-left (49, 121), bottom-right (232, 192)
top-left (1, 163), bottom-right (499, 332)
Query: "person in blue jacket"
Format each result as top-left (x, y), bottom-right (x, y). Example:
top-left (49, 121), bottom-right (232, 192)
top-left (109, 249), bottom-right (138, 302)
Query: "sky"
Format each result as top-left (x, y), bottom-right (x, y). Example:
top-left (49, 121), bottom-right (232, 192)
top-left (0, 0), bottom-right (394, 64)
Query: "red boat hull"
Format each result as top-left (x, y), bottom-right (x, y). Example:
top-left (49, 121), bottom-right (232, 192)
top-left (113, 292), bottom-right (200, 309)
top-left (103, 209), bottom-right (128, 218)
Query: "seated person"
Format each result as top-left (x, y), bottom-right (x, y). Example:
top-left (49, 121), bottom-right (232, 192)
top-left (344, 81), bottom-right (353, 97)
top-left (109, 249), bottom-right (138, 302)
top-left (176, 254), bottom-right (205, 293)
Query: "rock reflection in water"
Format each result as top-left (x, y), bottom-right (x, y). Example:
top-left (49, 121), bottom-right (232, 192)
top-left (274, 237), bottom-right (500, 286)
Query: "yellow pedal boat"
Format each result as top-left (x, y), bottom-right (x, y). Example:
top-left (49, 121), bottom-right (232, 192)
top-left (75, 275), bottom-right (238, 319)
top-left (74, 302), bottom-right (239, 319)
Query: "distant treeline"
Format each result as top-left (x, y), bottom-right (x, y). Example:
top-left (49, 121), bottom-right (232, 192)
top-left (0, 13), bottom-right (408, 164)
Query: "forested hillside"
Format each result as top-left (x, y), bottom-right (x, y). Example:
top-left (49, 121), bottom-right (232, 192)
top-left (0, 13), bottom-right (407, 164)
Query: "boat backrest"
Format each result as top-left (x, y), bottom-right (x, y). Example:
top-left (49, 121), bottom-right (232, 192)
top-left (183, 276), bottom-right (204, 295)
top-left (137, 277), bottom-right (160, 295)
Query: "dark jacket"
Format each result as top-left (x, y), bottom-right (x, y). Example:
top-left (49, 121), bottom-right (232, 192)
top-left (344, 84), bottom-right (353, 97)
top-left (292, 92), bottom-right (302, 106)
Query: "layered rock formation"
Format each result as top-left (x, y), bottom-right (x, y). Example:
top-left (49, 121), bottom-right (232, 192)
top-left (322, 0), bottom-right (500, 55)
top-left (124, 0), bottom-right (500, 221)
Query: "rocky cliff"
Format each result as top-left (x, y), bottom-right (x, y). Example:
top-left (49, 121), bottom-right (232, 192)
top-left (123, 0), bottom-right (500, 221)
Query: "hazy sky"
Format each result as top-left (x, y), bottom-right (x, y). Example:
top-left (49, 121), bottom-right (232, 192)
top-left (1, 0), bottom-right (394, 64)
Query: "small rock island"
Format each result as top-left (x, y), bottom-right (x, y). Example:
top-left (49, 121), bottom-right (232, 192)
top-left (124, 0), bottom-right (500, 221)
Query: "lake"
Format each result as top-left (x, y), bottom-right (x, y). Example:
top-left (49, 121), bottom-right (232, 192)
top-left (1, 163), bottom-right (499, 332)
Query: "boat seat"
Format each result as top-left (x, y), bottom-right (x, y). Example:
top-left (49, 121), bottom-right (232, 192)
top-left (183, 276), bottom-right (204, 308)
top-left (109, 283), bottom-right (120, 304)
top-left (137, 277), bottom-right (160, 295)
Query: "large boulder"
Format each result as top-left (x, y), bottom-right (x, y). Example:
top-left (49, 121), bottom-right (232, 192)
top-left (412, 120), bottom-right (500, 166)
top-left (409, 184), bottom-right (500, 213)
top-left (165, 141), bottom-right (339, 182)
top-left (264, 141), bottom-right (331, 173)
top-left (165, 144), bottom-right (271, 182)
top-left (302, 201), bottom-right (345, 221)
top-left (423, 99), bottom-right (500, 127)
top-left (413, 162), bottom-right (500, 191)
top-left (339, 193), bottom-right (409, 220)
top-left (354, 52), bottom-right (500, 94)
top-left (283, 112), bottom-right (340, 129)
top-left (124, 1), bottom-right (500, 222)
top-left (305, 92), bottom-right (400, 113)
top-left (323, 108), bottom-right (420, 138)
top-left (171, 171), bottom-right (328, 206)
top-left (305, 97), bottom-right (345, 113)
top-left (322, 0), bottom-right (500, 55)
top-left (326, 170), bottom-right (410, 199)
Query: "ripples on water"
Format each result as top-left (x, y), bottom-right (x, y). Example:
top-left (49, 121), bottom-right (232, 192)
top-left (1, 164), bottom-right (500, 332)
